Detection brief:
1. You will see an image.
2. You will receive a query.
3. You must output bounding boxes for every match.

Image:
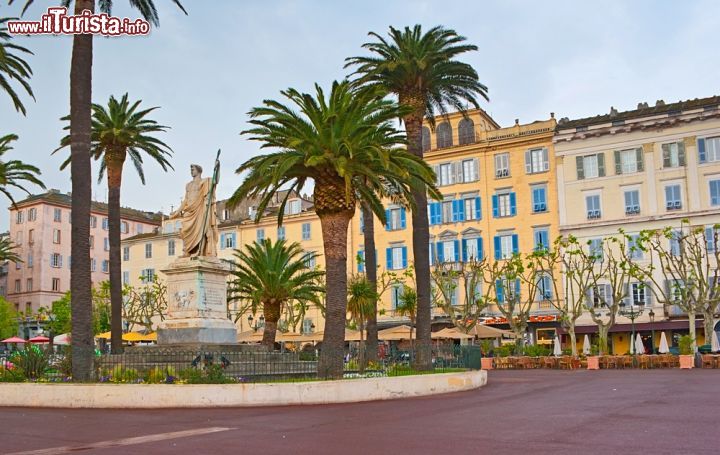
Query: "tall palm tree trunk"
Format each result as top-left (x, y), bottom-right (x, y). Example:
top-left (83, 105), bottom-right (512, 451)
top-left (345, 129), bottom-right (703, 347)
top-left (70, 0), bottom-right (95, 381)
top-left (361, 202), bottom-right (378, 362)
top-left (261, 300), bottom-right (280, 349)
top-left (317, 210), bottom-right (353, 379)
top-left (107, 155), bottom-right (125, 354)
top-left (404, 110), bottom-right (432, 370)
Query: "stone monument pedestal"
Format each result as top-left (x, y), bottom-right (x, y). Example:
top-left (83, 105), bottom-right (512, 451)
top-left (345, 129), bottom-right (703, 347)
top-left (157, 256), bottom-right (237, 345)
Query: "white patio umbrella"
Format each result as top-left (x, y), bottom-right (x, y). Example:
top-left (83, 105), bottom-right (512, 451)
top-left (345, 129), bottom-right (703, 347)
top-left (553, 335), bottom-right (562, 356)
top-left (658, 332), bottom-right (670, 354)
top-left (634, 333), bottom-right (645, 355)
top-left (711, 331), bottom-right (720, 353)
top-left (582, 335), bottom-right (591, 355)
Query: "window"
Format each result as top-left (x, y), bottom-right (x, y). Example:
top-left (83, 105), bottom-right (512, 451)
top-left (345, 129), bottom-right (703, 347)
top-left (89, 235), bottom-right (94, 249)
top-left (256, 229), bottom-right (265, 242)
top-left (277, 226), bottom-right (285, 240)
top-left (50, 253), bottom-right (62, 268)
top-left (614, 148), bottom-right (644, 174)
top-left (15, 231), bottom-right (22, 245)
top-left (589, 238), bottom-right (603, 261)
top-left (421, 127), bottom-right (431, 152)
top-left (443, 279), bottom-right (460, 306)
top-left (357, 250), bottom-right (365, 273)
top-left (121, 221), bottom-right (129, 234)
top-left (301, 222), bottom-right (311, 240)
top-left (15, 260), bottom-right (20, 270)
top-left (100, 217), bottom-right (107, 230)
top-left (27, 252), bottom-right (33, 268)
top-left (436, 122), bottom-right (453, 148)
top-left (428, 202), bottom-right (442, 225)
top-left (141, 268), bottom-right (155, 283)
top-left (706, 226), bottom-right (719, 252)
top-left (25, 302), bottom-right (31, 314)
top-left (137, 224), bottom-right (144, 234)
top-left (53, 208), bottom-right (62, 222)
top-left (662, 142), bottom-right (685, 168)
top-left (439, 163), bottom-right (453, 186)
top-left (390, 284), bottom-right (404, 309)
top-left (302, 318), bottom-right (314, 334)
top-left (531, 186), bottom-right (547, 213)
top-left (285, 199), bottom-right (302, 215)
top-left (494, 233), bottom-right (519, 260)
top-left (16, 210), bottom-right (24, 224)
top-left (303, 251), bottom-right (316, 269)
top-left (669, 231), bottom-right (681, 257)
top-left (441, 201), bottom-right (453, 224)
top-left (14, 280), bottom-right (20, 293)
top-left (104, 237), bottom-right (110, 251)
top-left (145, 243), bottom-right (152, 259)
top-left (537, 275), bottom-right (552, 300)
top-left (385, 207), bottom-right (406, 231)
top-left (168, 239), bottom-right (176, 256)
top-left (665, 184), bottom-right (682, 210)
top-left (630, 282), bottom-right (650, 306)
top-left (698, 136), bottom-right (720, 163)
top-left (90, 216), bottom-right (97, 228)
top-left (28, 208), bottom-right (36, 221)
top-left (52, 278), bottom-right (60, 292)
top-left (386, 245), bottom-right (408, 270)
top-left (26, 278), bottom-right (33, 292)
top-left (28, 229), bottom-right (34, 245)
top-left (496, 278), bottom-right (520, 304)
top-left (123, 247), bottom-right (130, 261)
top-left (102, 260), bottom-right (109, 273)
top-left (492, 192), bottom-right (516, 218)
top-left (628, 235), bottom-right (643, 260)
top-left (533, 228), bottom-right (549, 252)
top-left (710, 180), bottom-right (720, 206)
top-left (462, 158), bottom-right (479, 182)
top-left (91, 258), bottom-right (96, 272)
top-left (463, 196), bottom-right (482, 221)
top-left (624, 190), bottom-right (640, 215)
top-left (434, 239), bottom-right (459, 263)
top-left (494, 153), bottom-right (510, 178)
top-left (461, 237), bottom-right (483, 262)
top-left (122, 271), bottom-right (130, 285)
top-left (576, 154), bottom-right (605, 179)
top-left (586, 194), bottom-right (601, 219)
top-left (590, 284), bottom-right (611, 308)
top-left (525, 148), bottom-right (549, 174)
top-left (458, 118), bottom-right (475, 145)
top-left (220, 233), bottom-right (236, 250)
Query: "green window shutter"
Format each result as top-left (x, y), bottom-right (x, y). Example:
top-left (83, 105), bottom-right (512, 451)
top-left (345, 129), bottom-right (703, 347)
top-left (636, 148), bottom-right (644, 172)
top-left (661, 144), bottom-right (671, 168)
top-left (576, 156), bottom-right (585, 180)
top-left (614, 150), bottom-right (622, 175)
top-left (677, 141), bottom-right (686, 166)
top-left (597, 153), bottom-right (606, 177)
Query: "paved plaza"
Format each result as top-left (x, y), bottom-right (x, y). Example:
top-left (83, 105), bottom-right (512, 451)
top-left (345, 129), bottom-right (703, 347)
top-left (1, 370), bottom-right (718, 454)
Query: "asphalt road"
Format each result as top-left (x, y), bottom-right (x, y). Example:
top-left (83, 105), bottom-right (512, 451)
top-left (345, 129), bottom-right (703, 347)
top-left (1, 369), bottom-right (718, 455)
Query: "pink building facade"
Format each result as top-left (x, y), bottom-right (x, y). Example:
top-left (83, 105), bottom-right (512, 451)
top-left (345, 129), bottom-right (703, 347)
top-left (7, 190), bottom-right (161, 315)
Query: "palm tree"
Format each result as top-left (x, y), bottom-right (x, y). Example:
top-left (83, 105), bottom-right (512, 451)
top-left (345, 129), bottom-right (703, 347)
top-left (12, 0), bottom-right (186, 381)
top-left (230, 81), bottom-right (439, 378)
top-left (0, 134), bottom-right (44, 206)
top-left (226, 239), bottom-right (324, 349)
top-left (347, 274), bottom-right (377, 372)
top-left (346, 25), bottom-right (489, 369)
top-left (0, 234), bottom-right (20, 263)
top-left (396, 287), bottom-right (417, 351)
top-left (0, 16), bottom-right (34, 115)
top-left (55, 93), bottom-right (173, 354)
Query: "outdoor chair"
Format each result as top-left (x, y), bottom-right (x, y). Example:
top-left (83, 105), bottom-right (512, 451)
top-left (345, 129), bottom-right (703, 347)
top-left (599, 356), bottom-right (608, 369)
top-left (701, 355), bottom-right (715, 369)
top-left (543, 357), bottom-right (556, 369)
top-left (559, 356), bottom-right (572, 370)
top-left (623, 356), bottom-right (634, 369)
top-left (605, 356), bottom-right (618, 369)
top-left (638, 355), bottom-right (650, 369)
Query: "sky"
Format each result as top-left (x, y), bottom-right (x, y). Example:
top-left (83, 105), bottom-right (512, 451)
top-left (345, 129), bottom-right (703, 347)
top-left (1, 0), bottom-right (719, 228)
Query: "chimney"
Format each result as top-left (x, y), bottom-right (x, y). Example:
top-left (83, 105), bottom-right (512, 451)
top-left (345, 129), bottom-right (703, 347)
top-left (550, 112), bottom-right (555, 119)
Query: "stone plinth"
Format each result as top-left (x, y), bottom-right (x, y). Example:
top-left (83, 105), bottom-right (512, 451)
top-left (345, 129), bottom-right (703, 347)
top-left (157, 256), bottom-right (237, 345)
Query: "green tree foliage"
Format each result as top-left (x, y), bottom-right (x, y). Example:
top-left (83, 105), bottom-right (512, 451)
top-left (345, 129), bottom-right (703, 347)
top-left (0, 297), bottom-right (19, 339)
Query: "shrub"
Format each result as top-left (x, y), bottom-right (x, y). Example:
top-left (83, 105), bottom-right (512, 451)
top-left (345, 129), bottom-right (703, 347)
top-left (678, 335), bottom-right (694, 355)
top-left (105, 365), bottom-right (139, 383)
top-left (494, 344), bottom-right (515, 357)
top-left (9, 345), bottom-right (50, 380)
top-left (179, 364), bottom-right (231, 384)
top-left (523, 344), bottom-right (551, 357)
top-left (145, 366), bottom-right (177, 384)
top-left (0, 362), bottom-right (24, 382)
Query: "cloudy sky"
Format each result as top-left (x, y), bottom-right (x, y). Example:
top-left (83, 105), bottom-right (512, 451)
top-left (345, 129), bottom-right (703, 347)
top-left (2, 0), bottom-right (719, 227)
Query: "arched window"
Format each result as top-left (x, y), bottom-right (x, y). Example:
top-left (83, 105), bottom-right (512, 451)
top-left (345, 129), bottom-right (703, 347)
top-left (422, 127), bottom-right (431, 152)
top-left (436, 122), bottom-right (453, 148)
top-left (458, 118), bottom-right (475, 145)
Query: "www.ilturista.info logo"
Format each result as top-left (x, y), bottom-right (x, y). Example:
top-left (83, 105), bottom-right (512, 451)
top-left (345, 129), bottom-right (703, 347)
top-left (7, 7), bottom-right (150, 36)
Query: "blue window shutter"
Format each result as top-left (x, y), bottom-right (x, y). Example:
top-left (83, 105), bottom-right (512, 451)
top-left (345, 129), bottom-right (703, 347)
top-left (510, 192), bottom-right (517, 216)
top-left (429, 243), bottom-right (434, 265)
top-left (698, 138), bottom-right (707, 163)
top-left (453, 240), bottom-right (460, 262)
top-left (457, 199), bottom-right (465, 221)
top-left (492, 195), bottom-right (499, 218)
top-left (451, 200), bottom-right (459, 222)
top-left (475, 197), bottom-right (482, 219)
top-left (512, 234), bottom-right (519, 254)
top-left (385, 209), bottom-right (391, 231)
top-left (220, 233), bottom-right (226, 250)
top-left (386, 248), bottom-right (393, 270)
top-left (437, 242), bottom-right (444, 263)
top-left (515, 279), bottom-right (521, 297)
top-left (477, 238), bottom-right (484, 259)
top-left (461, 239), bottom-right (468, 262)
top-left (435, 203), bottom-right (442, 225)
top-left (358, 251), bottom-right (364, 273)
top-left (231, 233), bottom-right (237, 247)
top-left (59, 255), bottom-right (63, 268)
top-left (494, 236), bottom-right (501, 260)
top-left (400, 208), bottom-right (406, 229)
top-left (402, 246), bottom-right (408, 268)
top-left (496, 280), bottom-right (504, 303)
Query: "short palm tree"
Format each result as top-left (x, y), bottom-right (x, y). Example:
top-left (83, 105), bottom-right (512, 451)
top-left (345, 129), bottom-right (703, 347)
top-left (55, 93), bottom-right (173, 354)
top-left (0, 134), bottom-right (44, 206)
top-left (230, 80), bottom-right (439, 378)
top-left (227, 239), bottom-right (325, 348)
top-left (346, 25), bottom-right (489, 369)
top-left (396, 287), bottom-right (417, 350)
top-left (0, 17), bottom-right (34, 115)
top-left (347, 274), bottom-right (377, 372)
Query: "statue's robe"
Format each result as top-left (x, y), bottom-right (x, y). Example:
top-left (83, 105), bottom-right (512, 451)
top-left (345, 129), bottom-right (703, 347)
top-left (180, 177), bottom-right (217, 257)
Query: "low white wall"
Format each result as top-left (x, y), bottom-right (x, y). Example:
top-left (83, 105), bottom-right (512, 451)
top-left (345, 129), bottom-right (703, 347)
top-left (0, 370), bottom-right (486, 409)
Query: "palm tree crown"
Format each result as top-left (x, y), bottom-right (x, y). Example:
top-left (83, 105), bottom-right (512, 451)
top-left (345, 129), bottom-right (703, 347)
top-left (0, 17), bottom-right (34, 115)
top-left (227, 239), bottom-right (325, 347)
top-left (0, 134), bottom-right (44, 206)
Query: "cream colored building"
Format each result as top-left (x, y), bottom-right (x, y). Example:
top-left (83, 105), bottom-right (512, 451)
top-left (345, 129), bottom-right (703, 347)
top-left (555, 95), bottom-right (720, 352)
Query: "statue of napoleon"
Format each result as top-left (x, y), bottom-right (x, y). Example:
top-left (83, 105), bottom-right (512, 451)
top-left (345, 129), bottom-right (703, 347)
top-left (169, 153), bottom-right (220, 258)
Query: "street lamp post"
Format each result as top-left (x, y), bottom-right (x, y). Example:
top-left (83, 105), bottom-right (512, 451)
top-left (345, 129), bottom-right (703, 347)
top-left (648, 309), bottom-right (656, 354)
top-left (619, 303), bottom-right (644, 362)
top-left (247, 314), bottom-right (265, 332)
